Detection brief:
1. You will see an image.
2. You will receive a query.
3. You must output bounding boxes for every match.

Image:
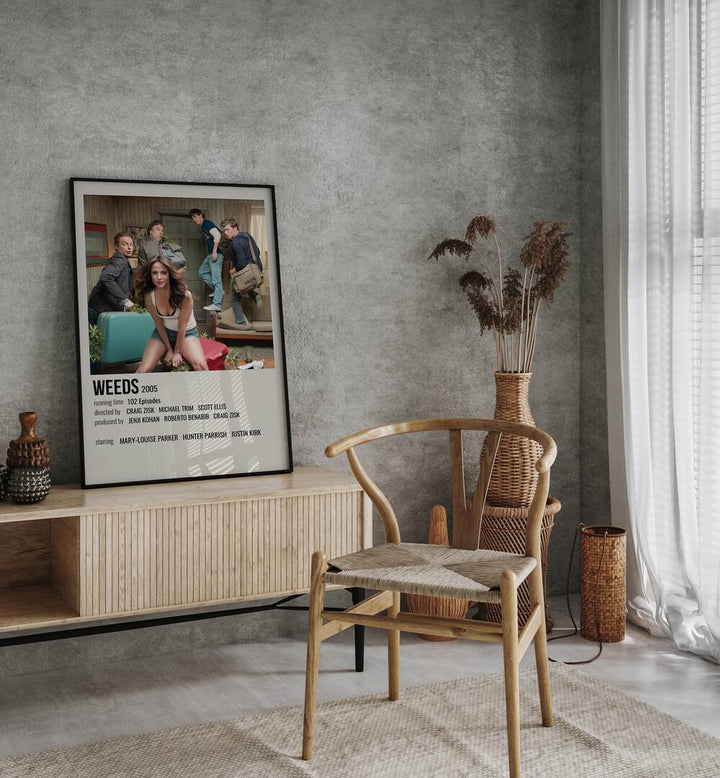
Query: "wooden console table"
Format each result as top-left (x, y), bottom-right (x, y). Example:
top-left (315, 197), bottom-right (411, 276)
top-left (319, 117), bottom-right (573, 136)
top-left (0, 467), bottom-right (371, 644)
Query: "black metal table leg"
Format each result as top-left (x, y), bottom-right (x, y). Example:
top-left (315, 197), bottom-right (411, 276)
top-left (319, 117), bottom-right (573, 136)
top-left (351, 587), bottom-right (365, 672)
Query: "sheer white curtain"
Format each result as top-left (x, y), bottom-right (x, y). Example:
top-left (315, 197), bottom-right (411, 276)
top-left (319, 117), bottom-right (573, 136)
top-left (602, 0), bottom-right (720, 662)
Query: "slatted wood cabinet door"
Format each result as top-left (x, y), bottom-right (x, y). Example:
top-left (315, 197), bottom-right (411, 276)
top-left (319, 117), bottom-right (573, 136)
top-left (0, 467), bottom-right (370, 634)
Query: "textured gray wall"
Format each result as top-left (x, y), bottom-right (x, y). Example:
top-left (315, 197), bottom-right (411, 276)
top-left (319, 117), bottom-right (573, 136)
top-left (578, 2), bottom-right (610, 530)
top-left (0, 0), bottom-right (605, 666)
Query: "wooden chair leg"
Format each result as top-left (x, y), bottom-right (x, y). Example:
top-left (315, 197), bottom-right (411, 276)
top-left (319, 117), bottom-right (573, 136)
top-left (528, 566), bottom-right (553, 726)
top-left (388, 590), bottom-right (400, 700)
top-left (501, 570), bottom-right (521, 778)
top-left (302, 551), bottom-right (327, 760)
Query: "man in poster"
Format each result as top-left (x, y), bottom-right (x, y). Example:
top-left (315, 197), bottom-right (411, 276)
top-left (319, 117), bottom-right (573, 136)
top-left (137, 220), bottom-right (164, 268)
top-left (221, 218), bottom-right (263, 327)
top-left (87, 232), bottom-right (135, 324)
top-left (188, 208), bottom-right (224, 313)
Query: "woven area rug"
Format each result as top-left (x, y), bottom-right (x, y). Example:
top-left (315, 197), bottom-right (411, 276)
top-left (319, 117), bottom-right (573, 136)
top-left (2, 663), bottom-right (719, 777)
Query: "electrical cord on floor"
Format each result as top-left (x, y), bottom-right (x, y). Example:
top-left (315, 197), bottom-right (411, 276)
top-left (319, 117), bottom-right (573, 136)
top-left (547, 522), bottom-right (608, 665)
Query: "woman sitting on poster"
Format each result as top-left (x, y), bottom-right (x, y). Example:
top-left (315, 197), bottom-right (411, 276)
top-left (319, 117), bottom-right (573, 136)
top-left (134, 256), bottom-right (208, 373)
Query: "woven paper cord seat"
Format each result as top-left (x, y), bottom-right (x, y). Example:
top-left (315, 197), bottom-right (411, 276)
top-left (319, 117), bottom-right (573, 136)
top-left (326, 543), bottom-right (536, 604)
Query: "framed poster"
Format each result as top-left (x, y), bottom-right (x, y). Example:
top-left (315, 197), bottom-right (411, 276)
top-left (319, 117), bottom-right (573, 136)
top-left (71, 178), bottom-right (292, 488)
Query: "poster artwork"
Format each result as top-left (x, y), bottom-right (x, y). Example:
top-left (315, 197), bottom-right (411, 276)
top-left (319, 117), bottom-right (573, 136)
top-left (72, 179), bottom-right (292, 487)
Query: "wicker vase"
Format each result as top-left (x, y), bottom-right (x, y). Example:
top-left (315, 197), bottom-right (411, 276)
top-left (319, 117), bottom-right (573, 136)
top-left (7, 412), bottom-right (50, 470)
top-left (483, 372), bottom-right (541, 508)
top-left (407, 505), bottom-right (469, 640)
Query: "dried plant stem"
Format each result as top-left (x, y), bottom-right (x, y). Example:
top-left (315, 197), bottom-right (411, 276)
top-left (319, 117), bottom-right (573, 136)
top-left (519, 267), bottom-right (529, 372)
top-left (492, 230), bottom-right (505, 321)
top-left (524, 299), bottom-right (541, 371)
top-left (522, 267), bottom-right (537, 373)
top-left (516, 280), bottom-right (524, 372)
top-left (473, 250), bottom-right (503, 314)
top-left (478, 250), bottom-right (510, 372)
top-left (491, 231), bottom-right (510, 371)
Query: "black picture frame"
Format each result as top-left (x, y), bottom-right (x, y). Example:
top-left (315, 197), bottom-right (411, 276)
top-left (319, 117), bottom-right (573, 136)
top-left (71, 178), bottom-right (292, 488)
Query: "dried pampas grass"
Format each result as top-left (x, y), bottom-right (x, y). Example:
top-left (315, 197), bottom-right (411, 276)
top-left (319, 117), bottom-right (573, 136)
top-left (428, 214), bottom-right (572, 372)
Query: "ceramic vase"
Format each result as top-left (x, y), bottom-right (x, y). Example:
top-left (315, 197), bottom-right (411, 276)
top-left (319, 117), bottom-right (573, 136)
top-left (7, 466), bottom-right (52, 504)
top-left (7, 412), bottom-right (50, 470)
top-left (0, 464), bottom-right (8, 500)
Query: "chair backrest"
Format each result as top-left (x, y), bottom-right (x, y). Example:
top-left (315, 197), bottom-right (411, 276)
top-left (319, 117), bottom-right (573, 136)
top-left (325, 418), bottom-right (557, 559)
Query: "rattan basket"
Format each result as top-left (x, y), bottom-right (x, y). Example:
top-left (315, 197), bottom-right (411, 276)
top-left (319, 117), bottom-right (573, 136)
top-left (475, 497), bottom-right (561, 628)
top-left (580, 525), bottom-right (626, 642)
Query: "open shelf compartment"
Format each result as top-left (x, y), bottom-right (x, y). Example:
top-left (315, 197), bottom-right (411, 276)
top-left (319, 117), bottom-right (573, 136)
top-left (0, 517), bottom-right (80, 629)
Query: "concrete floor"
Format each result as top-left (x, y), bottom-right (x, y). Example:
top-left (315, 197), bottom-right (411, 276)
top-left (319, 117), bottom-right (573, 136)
top-left (0, 597), bottom-right (718, 761)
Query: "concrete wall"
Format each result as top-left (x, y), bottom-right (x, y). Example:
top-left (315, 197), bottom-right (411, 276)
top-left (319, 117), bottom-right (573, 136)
top-left (0, 0), bottom-right (606, 667)
top-left (578, 2), bottom-right (610, 530)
